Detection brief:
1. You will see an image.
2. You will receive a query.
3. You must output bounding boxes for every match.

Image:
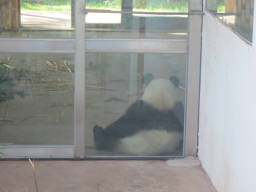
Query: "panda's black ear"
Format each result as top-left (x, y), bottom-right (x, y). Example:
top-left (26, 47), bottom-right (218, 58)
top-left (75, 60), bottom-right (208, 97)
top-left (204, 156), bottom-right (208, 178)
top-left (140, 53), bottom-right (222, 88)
top-left (170, 76), bottom-right (180, 88)
top-left (142, 73), bottom-right (154, 86)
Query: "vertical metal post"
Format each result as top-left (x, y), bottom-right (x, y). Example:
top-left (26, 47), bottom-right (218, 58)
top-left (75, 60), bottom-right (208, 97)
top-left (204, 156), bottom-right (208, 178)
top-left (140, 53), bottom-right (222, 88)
top-left (121, 0), bottom-right (133, 28)
top-left (74, 0), bottom-right (85, 158)
top-left (185, 0), bottom-right (203, 156)
top-left (71, 0), bottom-right (76, 28)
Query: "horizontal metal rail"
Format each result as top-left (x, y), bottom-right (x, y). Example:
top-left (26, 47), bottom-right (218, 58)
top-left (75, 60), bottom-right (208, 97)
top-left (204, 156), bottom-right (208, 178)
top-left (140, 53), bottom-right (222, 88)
top-left (85, 39), bottom-right (187, 53)
top-left (0, 39), bottom-right (75, 53)
top-left (84, 8), bottom-right (189, 15)
top-left (84, 8), bottom-right (203, 15)
top-left (0, 38), bottom-right (187, 53)
top-left (0, 145), bottom-right (74, 159)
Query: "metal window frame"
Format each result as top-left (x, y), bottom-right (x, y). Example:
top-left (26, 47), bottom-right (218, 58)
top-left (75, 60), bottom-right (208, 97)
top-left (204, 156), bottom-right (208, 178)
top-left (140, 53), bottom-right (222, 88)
top-left (0, 0), bottom-right (202, 159)
top-left (184, 0), bottom-right (203, 156)
top-left (73, 0), bottom-right (86, 159)
top-left (0, 145), bottom-right (74, 159)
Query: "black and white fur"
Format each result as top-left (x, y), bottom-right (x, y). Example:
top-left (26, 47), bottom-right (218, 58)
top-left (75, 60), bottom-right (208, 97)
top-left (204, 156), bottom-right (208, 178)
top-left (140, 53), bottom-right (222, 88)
top-left (93, 75), bottom-right (184, 155)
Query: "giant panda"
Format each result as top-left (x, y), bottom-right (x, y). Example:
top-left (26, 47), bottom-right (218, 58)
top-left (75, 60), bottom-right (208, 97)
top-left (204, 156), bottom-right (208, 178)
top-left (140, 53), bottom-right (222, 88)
top-left (93, 74), bottom-right (184, 156)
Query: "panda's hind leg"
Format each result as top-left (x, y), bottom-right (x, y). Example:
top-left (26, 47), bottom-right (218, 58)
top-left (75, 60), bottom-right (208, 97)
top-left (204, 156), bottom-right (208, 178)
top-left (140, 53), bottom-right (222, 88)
top-left (93, 125), bottom-right (116, 151)
top-left (93, 125), bottom-right (105, 150)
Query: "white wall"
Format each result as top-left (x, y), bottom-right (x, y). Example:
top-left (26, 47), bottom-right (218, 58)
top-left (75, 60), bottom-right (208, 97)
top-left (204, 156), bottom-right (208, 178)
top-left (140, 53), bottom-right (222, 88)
top-left (199, 7), bottom-right (256, 192)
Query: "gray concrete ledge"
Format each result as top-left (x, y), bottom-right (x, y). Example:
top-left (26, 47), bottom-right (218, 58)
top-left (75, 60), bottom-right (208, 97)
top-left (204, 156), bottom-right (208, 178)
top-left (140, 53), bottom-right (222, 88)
top-left (0, 160), bottom-right (216, 192)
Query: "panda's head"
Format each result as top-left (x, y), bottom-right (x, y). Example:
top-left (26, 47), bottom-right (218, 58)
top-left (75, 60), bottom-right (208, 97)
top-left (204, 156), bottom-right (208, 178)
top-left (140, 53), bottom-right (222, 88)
top-left (141, 74), bottom-right (181, 112)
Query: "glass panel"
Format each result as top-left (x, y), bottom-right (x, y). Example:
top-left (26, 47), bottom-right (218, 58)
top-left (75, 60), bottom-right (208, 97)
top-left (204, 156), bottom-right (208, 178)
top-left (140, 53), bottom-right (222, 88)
top-left (85, 0), bottom-right (188, 39)
top-left (206, 0), bottom-right (255, 42)
top-left (0, 0), bottom-right (74, 38)
top-left (85, 53), bottom-right (186, 156)
top-left (0, 53), bottom-right (74, 145)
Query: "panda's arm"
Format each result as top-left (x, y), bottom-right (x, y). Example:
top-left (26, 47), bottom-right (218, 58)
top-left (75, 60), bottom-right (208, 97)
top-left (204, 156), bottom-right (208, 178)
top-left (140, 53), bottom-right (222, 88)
top-left (123, 100), bottom-right (161, 120)
top-left (172, 102), bottom-right (184, 127)
top-left (164, 102), bottom-right (184, 132)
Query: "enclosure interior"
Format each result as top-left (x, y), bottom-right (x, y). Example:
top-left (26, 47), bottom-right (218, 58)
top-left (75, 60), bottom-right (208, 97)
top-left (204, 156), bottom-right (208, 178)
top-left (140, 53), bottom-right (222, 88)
top-left (0, 0), bottom-right (192, 158)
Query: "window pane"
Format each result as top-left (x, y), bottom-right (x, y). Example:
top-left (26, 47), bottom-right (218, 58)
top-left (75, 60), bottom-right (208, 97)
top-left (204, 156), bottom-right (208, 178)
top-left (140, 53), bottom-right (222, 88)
top-left (85, 53), bottom-right (186, 156)
top-left (0, 0), bottom-right (74, 38)
top-left (85, 14), bottom-right (188, 39)
top-left (85, 0), bottom-right (188, 39)
top-left (206, 0), bottom-right (255, 42)
top-left (0, 53), bottom-right (74, 145)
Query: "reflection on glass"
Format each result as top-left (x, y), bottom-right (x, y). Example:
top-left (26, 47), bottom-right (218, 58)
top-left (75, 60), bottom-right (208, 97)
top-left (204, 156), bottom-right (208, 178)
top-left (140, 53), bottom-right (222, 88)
top-left (86, 0), bottom-right (121, 10)
top-left (85, 53), bottom-right (186, 156)
top-left (85, 0), bottom-right (188, 38)
top-left (0, 0), bottom-right (188, 39)
top-left (86, 0), bottom-right (188, 12)
top-left (0, 53), bottom-right (74, 145)
top-left (133, 0), bottom-right (188, 12)
top-left (0, 0), bottom-right (73, 38)
top-left (206, 0), bottom-right (254, 42)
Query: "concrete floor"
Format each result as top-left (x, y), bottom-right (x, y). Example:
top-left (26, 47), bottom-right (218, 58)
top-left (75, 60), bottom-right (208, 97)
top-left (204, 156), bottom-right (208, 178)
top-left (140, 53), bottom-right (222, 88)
top-left (0, 159), bottom-right (217, 192)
